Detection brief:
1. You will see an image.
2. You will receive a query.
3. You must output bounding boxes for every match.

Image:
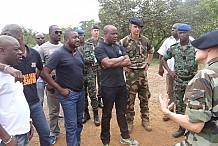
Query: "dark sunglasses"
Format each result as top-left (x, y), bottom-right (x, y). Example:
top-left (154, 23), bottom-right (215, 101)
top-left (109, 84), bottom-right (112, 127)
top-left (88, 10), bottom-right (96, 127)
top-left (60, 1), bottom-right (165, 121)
top-left (36, 37), bottom-right (44, 40)
top-left (54, 31), bottom-right (62, 35)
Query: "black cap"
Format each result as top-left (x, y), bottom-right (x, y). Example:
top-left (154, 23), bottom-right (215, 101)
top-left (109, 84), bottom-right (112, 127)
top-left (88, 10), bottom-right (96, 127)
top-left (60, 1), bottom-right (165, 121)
top-left (92, 25), bottom-right (99, 29)
top-left (191, 30), bottom-right (218, 50)
top-left (129, 18), bottom-right (144, 28)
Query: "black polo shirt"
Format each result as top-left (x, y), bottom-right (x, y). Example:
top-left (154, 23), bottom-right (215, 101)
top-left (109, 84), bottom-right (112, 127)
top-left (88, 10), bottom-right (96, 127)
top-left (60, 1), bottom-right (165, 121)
top-left (94, 41), bottom-right (126, 87)
top-left (45, 45), bottom-right (84, 91)
top-left (13, 45), bottom-right (43, 106)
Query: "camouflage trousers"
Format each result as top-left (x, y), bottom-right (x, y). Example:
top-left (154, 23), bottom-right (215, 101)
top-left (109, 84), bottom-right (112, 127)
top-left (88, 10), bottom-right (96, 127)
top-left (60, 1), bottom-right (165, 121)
top-left (125, 69), bottom-right (151, 123)
top-left (84, 66), bottom-right (98, 111)
top-left (173, 78), bottom-right (189, 115)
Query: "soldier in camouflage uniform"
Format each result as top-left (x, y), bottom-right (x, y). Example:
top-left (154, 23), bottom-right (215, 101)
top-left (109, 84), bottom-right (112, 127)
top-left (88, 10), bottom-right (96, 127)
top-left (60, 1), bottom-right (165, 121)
top-left (120, 18), bottom-right (154, 132)
top-left (75, 29), bottom-right (100, 126)
top-left (86, 25), bottom-right (104, 109)
top-left (160, 30), bottom-right (218, 146)
top-left (163, 24), bottom-right (198, 138)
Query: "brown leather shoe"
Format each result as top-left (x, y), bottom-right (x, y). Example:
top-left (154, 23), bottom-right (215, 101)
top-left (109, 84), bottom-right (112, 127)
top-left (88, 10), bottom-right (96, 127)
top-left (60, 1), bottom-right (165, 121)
top-left (172, 127), bottom-right (185, 138)
top-left (142, 120), bottom-right (152, 131)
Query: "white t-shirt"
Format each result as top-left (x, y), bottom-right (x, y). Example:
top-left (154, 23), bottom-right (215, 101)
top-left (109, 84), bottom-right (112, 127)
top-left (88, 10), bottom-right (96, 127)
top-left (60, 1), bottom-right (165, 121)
top-left (157, 36), bottom-right (194, 72)
top-left (0, 71), bottom-right (30, 141)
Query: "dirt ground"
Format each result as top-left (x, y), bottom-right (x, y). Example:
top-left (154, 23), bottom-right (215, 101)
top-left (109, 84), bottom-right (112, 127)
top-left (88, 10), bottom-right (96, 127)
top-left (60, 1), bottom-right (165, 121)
top-left (30, 64), bottom-right (184, 146)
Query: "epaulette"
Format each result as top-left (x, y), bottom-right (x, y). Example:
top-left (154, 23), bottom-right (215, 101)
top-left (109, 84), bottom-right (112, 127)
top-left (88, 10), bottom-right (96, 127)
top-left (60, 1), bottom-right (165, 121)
top-left (170, 42), bottom-right (178, 48)
top-left (85, 41), bottom-right (93, 45)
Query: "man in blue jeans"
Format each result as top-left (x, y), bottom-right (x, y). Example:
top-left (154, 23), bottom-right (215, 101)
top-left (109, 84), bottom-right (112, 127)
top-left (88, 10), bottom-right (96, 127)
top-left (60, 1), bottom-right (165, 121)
top-left (41, 30), bottom-right (84, 146)
top-left (1, 24), bottom-right (52, 146)
top-left (94, 25), bottom-right (139, 146)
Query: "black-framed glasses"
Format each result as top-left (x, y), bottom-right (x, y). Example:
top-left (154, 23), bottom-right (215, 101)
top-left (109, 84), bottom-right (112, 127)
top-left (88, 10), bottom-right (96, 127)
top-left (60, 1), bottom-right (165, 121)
top-left (54, 31), bottom-right (62, 35)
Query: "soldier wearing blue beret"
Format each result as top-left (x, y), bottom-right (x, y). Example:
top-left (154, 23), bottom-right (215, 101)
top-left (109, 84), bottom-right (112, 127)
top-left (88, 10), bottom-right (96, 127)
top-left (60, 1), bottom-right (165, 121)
top-left (177, 24), bottom-right (191, 31)
top-left (162, 23), bottom-right (198, 138)
top-left (160, 30), bottom-right (218, 145)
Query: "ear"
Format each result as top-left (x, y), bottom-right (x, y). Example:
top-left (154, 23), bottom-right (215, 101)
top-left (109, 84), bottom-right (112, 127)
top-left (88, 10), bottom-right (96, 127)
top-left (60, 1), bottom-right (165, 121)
top-left (0, 47), bottom-right (6, 54)
top-left (128, 24), bottom-right (132, 30)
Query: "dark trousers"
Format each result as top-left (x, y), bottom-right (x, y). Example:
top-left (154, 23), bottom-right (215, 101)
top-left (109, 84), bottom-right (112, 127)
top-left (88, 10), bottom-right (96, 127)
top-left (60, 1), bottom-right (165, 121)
top-left (100, 86), bottom-right (130, 145)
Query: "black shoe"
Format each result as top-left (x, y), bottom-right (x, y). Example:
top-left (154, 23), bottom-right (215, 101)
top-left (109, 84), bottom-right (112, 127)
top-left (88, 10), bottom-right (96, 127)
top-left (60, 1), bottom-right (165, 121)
top-left (94, 116), bottom-right (100, 126)
top-left (82, 114), bottom-right (90, 124)
top-left (98, 102), bottom-right (104, 108)
top-left (172, 127), bottom-right (185, 138)
top-left (163, 115), bottom-right (170, 121)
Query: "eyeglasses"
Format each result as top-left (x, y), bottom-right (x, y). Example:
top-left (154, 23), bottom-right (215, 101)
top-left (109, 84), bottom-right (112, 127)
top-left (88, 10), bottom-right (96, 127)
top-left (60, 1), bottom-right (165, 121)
top-left (36, 37), bottom-right (44, 40)
top-left (54, 31), bottom-right (62, 35)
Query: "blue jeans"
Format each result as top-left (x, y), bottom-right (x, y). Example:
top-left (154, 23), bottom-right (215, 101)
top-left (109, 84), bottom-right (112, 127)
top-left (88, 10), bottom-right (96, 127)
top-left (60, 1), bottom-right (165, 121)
top-left (58, 90), bottom-right (84, 146)
top-left (0, 132), bottom-right (29, 146)
top-left (36, 81), bottom-right (45, 105)
top-left (30, 101), bottom-right (52, 146)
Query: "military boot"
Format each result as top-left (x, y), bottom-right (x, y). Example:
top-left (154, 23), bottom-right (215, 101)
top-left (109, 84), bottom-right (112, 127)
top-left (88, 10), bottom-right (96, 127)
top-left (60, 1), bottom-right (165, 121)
top-left (98, 97), bottom-right (104, 108)
top-left (82, 108), bottom-right (90, 124)
top-left (142, 119), bottom-right (152, 131)
top-left (93, 109), bottom-right (100, 126)
top-left (172, 126), bottom-right (185, 138)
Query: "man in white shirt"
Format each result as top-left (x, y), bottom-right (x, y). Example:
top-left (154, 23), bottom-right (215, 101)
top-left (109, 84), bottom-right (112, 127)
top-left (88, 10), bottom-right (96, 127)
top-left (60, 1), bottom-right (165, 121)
top-left (0, 35), bottom-right (32, 146)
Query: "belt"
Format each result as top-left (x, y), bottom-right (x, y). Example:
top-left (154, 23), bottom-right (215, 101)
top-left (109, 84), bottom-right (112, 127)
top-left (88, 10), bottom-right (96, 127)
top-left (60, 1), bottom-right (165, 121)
top-left (130, 68), bottom-right (145, 70)
top-left (179, 75), bottom-right (194, 81)
top-left (68, 88), bottom-right (82, 92)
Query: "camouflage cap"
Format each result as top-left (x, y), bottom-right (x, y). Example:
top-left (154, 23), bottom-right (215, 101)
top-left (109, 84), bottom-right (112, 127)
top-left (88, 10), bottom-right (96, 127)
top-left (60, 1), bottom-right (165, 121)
top-left (129, 18), bottom-right (144, 28)
top-left (191, 30), bottom-right (218, 50)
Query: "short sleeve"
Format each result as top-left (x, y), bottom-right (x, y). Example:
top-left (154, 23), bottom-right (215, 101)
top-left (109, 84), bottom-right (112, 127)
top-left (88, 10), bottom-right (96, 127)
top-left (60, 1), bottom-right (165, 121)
top-left (45, 50), bottom-right (60, 70)
top-left (94, 45), bottom-right (108, 63)
top-left (164, 47), bottom-right (173, 60)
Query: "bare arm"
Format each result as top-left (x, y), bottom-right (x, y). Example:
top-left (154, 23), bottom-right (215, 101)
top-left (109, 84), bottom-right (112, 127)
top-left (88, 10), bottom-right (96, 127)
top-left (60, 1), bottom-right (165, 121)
top-left (162, 57), bottom-right (177, 78)
top-left (0, 124), bottom-right (18, 146)
top-left (101, 56), bottom-right (126, 68)
top-left (0, 63), bottom-right (23, 82)
top-left (159, 95), bottom-right (205, 133)
top-left (158, 55), bottom-right (164, 76)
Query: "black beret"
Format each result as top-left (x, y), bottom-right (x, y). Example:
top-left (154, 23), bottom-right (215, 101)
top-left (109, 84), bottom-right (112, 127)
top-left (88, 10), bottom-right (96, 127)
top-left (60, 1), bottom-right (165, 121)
top-left (92, 25), bottom-right (99, 29)
top-left (129, 18), bottom-right (144, 28)
top-left (191, 30), bottom-right (218, 50)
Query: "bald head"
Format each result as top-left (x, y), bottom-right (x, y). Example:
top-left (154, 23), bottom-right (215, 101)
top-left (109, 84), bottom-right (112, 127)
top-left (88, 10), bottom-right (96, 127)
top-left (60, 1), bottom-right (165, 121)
top-left (103, 25), bottom-right (118, 44)
top-left (0, 35), bottom-right (22, 65)
top-left (104, 25), bottom-right (117, 35)
top-left (171, 23), bottom-right (181, 38)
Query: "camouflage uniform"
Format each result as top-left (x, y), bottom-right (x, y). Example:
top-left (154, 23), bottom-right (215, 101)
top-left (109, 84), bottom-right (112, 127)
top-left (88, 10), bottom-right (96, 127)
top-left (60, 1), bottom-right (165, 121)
top-left (79, 42), bottom-right (98, 111)
top-left (86, 38), bottom-right (102, 102)
top-left (120, 35), bottom-right (154, 123)
top-left (164, 42), bottom-right (198, 115)
top-left (175, 57), bottom-right (218, 146)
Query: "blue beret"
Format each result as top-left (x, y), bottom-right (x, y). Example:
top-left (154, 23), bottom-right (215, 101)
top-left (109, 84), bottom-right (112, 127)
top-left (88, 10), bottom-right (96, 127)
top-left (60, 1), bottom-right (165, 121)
top-left (92, 25), bottom-right (99, 29)
top-left (129, 18), bottom-right (144, 28)
top-left (177, 24), bottom-right (191, 31)
top-left (74, 29), bottom-right (85, 35)
top-left (191, 30), bottom-right (218, 50)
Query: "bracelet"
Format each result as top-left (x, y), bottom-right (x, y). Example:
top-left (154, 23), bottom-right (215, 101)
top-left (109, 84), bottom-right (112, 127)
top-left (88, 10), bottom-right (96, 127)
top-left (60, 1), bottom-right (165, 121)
top-left (3, 65), bottom-right (10, 72)
top-left (3, 135), bottom-right (13, 144)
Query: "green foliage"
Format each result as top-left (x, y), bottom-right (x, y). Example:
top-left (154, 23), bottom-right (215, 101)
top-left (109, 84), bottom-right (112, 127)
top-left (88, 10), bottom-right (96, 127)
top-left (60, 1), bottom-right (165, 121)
top-left (98, 0), bottom-right (218, 58)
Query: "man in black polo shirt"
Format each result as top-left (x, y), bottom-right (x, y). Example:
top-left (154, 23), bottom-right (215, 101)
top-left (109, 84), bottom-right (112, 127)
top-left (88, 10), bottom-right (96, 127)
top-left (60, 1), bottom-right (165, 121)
top-left (1, 24), bottom-right (52, 146)
top-left (94, 25), bottom-right (139, 146)
top-left (41, 30), bottom-right (84, 146)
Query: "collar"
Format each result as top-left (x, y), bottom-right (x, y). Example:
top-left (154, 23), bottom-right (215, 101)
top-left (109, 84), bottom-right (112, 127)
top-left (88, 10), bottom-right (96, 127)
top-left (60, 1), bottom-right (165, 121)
top-left (63, 45), bottom-right (77, 55)
top-left (128, 34), bottom-right (142, 41)
top-left (177, 41), bottom-right (193, 49)
top-left (207, 57), bottom-right (218, 67)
